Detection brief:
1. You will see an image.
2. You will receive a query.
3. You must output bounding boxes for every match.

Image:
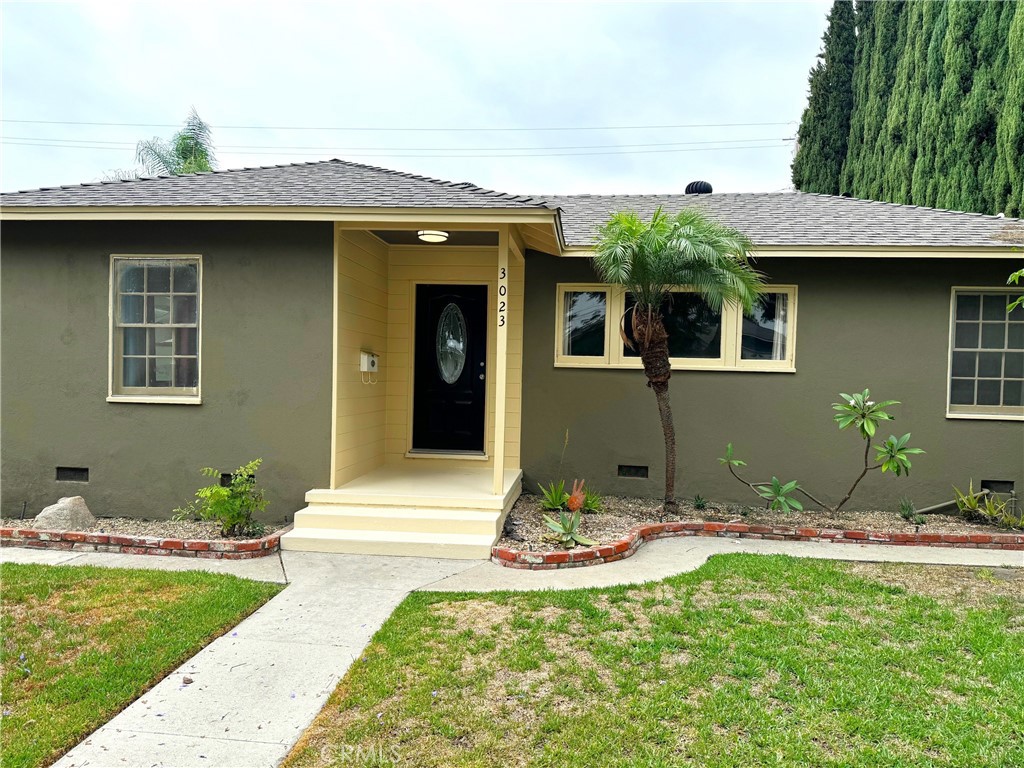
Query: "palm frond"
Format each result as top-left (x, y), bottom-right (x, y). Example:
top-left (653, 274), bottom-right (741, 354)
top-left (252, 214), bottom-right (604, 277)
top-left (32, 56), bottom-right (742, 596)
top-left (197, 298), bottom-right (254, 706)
top-left (135, 138), bottom-right (178, 176)
top-left (135, 108), bottom-right (216, 176)
top-left (592, 205), bottom-right (763, 341)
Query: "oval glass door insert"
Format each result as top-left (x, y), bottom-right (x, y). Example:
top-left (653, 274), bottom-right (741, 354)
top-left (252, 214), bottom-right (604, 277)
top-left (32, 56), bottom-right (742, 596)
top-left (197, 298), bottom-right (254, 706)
top-left (436, 303), bottom-right (468, 384)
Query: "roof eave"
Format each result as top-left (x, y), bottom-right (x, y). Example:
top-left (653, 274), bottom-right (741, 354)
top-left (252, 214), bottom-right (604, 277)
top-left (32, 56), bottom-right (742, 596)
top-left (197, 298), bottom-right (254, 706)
top-left (560, 243), bottom-right (1024, 257)
top-left (0, 204), bottom-right (562, 227)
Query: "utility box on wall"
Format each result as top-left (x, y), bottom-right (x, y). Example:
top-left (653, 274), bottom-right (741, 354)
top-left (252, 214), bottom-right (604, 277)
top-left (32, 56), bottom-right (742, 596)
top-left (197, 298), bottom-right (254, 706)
top-left (359, 351), bottom-right (379, 374)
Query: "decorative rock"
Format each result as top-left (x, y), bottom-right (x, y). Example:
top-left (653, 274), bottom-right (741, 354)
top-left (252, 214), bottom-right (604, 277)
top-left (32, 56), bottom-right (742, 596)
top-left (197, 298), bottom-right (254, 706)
top-left (32, 497), bottom-right (96, 531)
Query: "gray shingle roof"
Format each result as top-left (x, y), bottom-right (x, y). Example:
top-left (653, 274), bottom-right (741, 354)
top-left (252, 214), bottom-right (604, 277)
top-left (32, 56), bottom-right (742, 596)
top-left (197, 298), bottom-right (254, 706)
top-left (0, 159), bottom-right (546, 209)
top-left (3, 159), bottom-right (1022, 248)
top-left (544, 192), bottom-right (1024, 249)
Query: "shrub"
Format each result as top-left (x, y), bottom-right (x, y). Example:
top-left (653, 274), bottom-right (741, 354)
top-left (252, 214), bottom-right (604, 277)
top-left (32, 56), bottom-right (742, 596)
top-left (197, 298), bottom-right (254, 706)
top-left (537, 480), bottom-right (569, 512)
top-left (954, 480), bottom-right (1023, 529)
top-left (720, 389), bottom-right (924, 514)
top-left (583, 487), bottom-right (603, 513)
top-left (542, 509), bottom-right (597, 549)
top-left (174, 459), bottom-right (267, 537)
top-left (898, 497), bottom-right (925, 526)
top-left (692, 494), bottom-right (708, 511)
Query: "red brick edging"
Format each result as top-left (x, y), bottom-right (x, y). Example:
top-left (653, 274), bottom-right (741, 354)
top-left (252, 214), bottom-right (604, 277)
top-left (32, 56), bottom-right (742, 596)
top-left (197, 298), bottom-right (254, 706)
top-left (491, 521), bottom-right (1024, 570)
top-left (0, 525), bottom-right (290, 559)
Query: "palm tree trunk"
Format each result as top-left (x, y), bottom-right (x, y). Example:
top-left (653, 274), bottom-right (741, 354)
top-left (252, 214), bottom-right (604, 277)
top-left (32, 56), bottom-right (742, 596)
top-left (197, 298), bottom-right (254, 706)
top-left (633, 306), bottom-right (678, 520)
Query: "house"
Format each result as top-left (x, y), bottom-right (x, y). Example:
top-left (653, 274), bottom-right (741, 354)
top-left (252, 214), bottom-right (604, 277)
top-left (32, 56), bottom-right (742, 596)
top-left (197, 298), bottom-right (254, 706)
top-left (2, 160), bottom-right (1022, 557)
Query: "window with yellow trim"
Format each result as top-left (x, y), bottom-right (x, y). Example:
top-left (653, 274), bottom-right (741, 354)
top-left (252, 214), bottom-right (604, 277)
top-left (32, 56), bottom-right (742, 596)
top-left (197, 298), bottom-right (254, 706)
top-left (947, 288), bottom-right (1024, 419)
top-left (554, 283), bottom-right (797, 372)
top-left (110, 255), bottom-right (201, 400)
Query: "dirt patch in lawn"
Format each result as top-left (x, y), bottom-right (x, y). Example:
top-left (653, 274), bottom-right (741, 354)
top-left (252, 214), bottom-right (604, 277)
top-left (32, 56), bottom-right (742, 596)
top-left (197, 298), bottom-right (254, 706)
top-left (497, 493), bottom-right (1009, 550)
top-left (843, 563), bottom-right (1024, 607)
top-left (1, 516), bottom-right (285, 540)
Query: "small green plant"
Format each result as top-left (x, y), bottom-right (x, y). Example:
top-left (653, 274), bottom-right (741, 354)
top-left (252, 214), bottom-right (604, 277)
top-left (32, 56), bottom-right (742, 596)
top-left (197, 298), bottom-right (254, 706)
top-left (542, 508), bottom-right (597, 549)
top-left (875, 433), bottom-right (924, 476)
top-left (897, 497), bottom-right (925, 526)
top-left (954, 480), bottom-right (1023, 529)
top-left (537, 480), bottom-right (569, 511)
top-left (1008, 267), bottom-right (1024, 313)
top-left (720, 389), bottom-right (924, 514)
top-left (756, 477), bottom-right (804, 513)
top-left (581, 487), bottom-right (603, 513)
top-left (953, 480), bottom-right (983, 515)
top-left (692, 494), bottom-right (708, 511)
top-left (174, 459), bottom-right (267, 537)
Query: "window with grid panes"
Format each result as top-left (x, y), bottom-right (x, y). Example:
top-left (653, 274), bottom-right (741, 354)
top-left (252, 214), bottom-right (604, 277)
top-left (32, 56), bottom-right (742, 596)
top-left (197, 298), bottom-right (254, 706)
top-left (948, 290), bottom-right (1023, 418)
top-left (111, 257), bottom-right (200, 398)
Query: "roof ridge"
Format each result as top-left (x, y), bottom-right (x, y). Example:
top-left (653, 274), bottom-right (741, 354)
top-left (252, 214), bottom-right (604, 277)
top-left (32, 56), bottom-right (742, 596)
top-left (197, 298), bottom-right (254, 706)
top-left (796, 190), bottom-right (1024, 223)
top-left (3, 157), bottom-right (551, 208)
top-left (3, 158), bottom-right (343, 196)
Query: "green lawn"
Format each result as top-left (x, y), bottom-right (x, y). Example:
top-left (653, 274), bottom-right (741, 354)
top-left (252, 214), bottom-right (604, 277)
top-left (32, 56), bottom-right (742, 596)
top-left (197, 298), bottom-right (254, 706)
top-left (0, 563), bottom-right (282, 768)
top-left (285, 555), bottom-right (1023, 768)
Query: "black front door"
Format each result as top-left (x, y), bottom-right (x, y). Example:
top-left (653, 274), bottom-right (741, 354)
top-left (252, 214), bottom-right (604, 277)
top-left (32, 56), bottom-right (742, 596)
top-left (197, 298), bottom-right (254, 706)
top-left (412, 284), bottom-right (488, 452)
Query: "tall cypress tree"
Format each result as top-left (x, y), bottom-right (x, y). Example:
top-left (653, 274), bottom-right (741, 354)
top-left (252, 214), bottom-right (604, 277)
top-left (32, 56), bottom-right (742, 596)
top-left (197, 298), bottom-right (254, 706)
top-left (879, 0), bottom-right (927, 204)
top-left (910, 0), bottom-right (950, 208)
top-left (796, 0), bottom-right (1021, 216)
top-left (853, 0), bottom-right (907, 200)
top-left (993, 2), bottom-right (1024, 217)
top-left (792, 0), bottom-right (856, 194)
top-left (840, 0), bottom-right (875, 195)
top-left (933, 1), bottom-right (985, 210)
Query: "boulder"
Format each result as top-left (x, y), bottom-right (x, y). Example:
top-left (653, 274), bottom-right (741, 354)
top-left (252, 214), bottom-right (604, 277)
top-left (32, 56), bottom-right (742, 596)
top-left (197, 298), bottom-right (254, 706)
top-left (33, 496), bottom-right (96, 531)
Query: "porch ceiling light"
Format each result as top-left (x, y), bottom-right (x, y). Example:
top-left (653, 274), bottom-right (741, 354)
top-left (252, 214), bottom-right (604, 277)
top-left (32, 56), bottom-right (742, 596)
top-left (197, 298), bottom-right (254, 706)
top-left (417, 229), bottom-right (449, 244)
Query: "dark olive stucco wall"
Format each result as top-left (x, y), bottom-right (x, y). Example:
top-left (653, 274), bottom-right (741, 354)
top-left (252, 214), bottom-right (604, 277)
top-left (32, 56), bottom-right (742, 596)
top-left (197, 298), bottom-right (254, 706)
top-left (1, 221), bottom-right (333, 522)
top-left (521, 252), bottom-right (1024, 510)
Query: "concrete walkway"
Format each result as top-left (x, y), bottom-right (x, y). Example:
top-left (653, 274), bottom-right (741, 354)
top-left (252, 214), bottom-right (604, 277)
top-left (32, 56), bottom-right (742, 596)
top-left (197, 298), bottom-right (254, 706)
top-left (425, 536), bottom-right (1024, 592)
top-left (2, 537), bottom-right (1020, 767)
top-left (2, 547), bottom-right (476, 768)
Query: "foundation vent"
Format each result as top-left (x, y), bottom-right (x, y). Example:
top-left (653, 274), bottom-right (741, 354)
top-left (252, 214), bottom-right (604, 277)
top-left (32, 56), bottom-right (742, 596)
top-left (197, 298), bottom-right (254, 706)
top-left (617, 464), bottom-right (649, 479)
top-left (981, 480), bottom-right (1014, 495)
top-left (56, 467), bottom-right (89, 483)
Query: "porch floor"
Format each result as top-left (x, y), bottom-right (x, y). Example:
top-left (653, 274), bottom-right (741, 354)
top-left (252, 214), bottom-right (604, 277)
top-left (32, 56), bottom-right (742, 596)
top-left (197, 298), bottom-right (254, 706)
top-left (306, 464), bottom-right (522, 509)
top-left (281, 465), bottom-right (523, 559)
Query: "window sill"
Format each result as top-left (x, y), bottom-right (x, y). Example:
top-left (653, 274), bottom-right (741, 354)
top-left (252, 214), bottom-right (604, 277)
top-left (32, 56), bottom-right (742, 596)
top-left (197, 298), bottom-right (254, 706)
top-left (107, 395), bottom-right (202, 405)
top-left (554, 362), bottom-right (796, 374)
top-left (946, 411), bottom-right (1024, 422)
top-left (405, 450), bottom-right (489, 461)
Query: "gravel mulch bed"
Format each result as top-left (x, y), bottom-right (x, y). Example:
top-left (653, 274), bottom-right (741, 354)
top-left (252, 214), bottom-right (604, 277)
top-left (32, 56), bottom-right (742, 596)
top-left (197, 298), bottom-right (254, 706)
top-left (498, 494), bottom-right (1012, 551)
top-left (1, 517), bottom-right (285, 541)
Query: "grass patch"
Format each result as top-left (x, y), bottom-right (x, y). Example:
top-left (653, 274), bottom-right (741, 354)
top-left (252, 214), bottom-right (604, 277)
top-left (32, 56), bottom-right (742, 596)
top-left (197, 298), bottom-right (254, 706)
top-left (284, 555), bottom-right (1023, 768)
top-left (0, 563), bottom-right (282, 768)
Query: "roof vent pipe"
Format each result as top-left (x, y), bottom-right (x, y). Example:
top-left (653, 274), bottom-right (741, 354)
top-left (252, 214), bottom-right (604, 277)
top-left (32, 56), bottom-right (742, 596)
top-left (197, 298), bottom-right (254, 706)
top-left (685, 180), bottom-right (713, 195)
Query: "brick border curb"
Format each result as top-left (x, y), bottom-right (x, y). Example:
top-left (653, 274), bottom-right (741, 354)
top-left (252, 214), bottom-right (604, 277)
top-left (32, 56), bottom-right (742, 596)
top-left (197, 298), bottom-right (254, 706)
top-left (0, 525), bottom-right (291, 559)
top-left (491, 521), bottom-right (1024, 569)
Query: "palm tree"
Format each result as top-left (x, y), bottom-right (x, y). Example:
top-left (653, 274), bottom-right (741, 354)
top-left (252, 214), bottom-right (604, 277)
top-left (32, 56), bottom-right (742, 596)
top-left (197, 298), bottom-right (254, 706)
top-left (593, 207), bottom-right (764, 518)
top-left (135, 108), bottom-right (216, 176)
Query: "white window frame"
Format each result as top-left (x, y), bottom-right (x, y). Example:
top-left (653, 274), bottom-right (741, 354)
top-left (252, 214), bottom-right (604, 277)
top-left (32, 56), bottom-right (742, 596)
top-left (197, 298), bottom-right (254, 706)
top-left (554, 283), bottom-right (797, 372)
top-left (107, 254), bottom-right (203, 405)
top-left (946, 286), bottom-right (1024, 421)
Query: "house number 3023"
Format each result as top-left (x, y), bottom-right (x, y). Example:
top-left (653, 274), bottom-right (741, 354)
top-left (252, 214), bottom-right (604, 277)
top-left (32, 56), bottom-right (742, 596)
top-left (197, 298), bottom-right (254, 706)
top-left (497, 266), bottom-right (507, 327)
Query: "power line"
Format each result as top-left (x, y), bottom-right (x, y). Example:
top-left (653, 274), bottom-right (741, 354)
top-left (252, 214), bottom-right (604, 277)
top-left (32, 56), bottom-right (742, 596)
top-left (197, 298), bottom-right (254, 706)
top-left (1, 134), bottom-right (793, 152)
top-left (1, 117), bottom-right (796, 133)
top-left (1, 139), bottom-right (792, 159)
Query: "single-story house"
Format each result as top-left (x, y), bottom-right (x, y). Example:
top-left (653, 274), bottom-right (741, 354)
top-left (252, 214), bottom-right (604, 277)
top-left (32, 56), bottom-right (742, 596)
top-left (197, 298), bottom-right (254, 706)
top-left (2, 160), bottom-right (1022, 557)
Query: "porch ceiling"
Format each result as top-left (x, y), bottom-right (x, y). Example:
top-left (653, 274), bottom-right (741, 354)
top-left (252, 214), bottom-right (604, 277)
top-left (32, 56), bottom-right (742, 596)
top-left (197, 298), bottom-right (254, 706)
top-left (371, 229), bottom-right (498, 246)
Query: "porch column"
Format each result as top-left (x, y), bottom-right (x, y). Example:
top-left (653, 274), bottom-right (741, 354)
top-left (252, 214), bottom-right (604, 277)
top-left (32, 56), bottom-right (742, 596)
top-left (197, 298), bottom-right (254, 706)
top-left (492, 226), bottom-right (510, 494)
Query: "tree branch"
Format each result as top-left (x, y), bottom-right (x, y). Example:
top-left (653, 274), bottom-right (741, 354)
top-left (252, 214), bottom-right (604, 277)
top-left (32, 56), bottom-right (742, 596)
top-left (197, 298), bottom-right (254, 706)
top-left (833, 438), bottom-right (872, 513)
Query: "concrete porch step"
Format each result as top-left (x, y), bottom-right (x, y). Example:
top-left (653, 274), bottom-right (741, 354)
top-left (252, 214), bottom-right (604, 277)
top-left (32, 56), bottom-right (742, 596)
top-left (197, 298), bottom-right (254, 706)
top-left (279, 527), bottom-right (494, 559)
top-left (293, 504), bottom-right (501, 536)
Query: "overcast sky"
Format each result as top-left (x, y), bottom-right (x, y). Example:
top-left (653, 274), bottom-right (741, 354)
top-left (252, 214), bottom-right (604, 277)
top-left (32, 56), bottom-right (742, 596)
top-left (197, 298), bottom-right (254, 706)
top-left (1, 1), bottom-right (829, 196)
